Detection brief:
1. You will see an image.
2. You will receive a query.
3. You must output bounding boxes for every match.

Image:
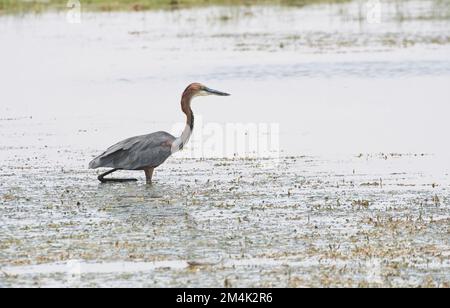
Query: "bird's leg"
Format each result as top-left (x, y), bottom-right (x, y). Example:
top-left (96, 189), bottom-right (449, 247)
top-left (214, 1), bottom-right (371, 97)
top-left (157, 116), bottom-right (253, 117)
top-left (145, 168), bottom-right (154, 185)
top-left (98, 168), bottom-right (117, 183)
top-left (97, 168), bottom-right (138, 183)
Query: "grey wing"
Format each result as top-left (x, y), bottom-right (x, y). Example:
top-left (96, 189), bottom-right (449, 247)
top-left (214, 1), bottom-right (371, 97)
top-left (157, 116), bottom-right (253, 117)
top-left (89, 131), bottom-right (176, 170)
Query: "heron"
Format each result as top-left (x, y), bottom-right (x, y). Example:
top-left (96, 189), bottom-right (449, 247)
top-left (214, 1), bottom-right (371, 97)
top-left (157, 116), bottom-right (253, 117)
top-left (89, 83), bottom-right (230, 184)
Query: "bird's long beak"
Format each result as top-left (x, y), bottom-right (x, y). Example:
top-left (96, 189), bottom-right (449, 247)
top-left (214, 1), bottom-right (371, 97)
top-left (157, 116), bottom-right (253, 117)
top-left (204, 87), bottom-right (231, 96)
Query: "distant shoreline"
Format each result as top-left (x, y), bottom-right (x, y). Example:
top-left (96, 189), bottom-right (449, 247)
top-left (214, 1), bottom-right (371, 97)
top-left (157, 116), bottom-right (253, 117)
top-left (0, 0), bottom-right (350, 15)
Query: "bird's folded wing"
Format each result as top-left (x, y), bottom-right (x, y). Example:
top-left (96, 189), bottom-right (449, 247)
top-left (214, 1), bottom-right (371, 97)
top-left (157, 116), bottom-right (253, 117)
top-left (89, 132), bottom-right (175, 170)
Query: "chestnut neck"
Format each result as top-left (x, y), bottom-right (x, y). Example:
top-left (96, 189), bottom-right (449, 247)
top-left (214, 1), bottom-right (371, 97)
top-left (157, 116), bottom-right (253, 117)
top-left (171, 91), bottom-right (196, 153)
top-left (181, 93), bottom-right (194, 131)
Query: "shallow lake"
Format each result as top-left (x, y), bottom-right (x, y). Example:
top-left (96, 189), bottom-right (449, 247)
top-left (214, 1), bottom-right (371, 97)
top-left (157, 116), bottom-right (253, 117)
top-left (0, 1), bottom-right (449, 287)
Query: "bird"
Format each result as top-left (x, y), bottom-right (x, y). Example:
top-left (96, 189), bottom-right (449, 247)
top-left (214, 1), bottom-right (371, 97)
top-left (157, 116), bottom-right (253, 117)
top-left (89, 83), bottom-right (230, 184)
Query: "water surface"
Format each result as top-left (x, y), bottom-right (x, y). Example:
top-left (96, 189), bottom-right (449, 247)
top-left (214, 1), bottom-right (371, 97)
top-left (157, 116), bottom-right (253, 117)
top-left (1, 2), bottom-right (450, 287)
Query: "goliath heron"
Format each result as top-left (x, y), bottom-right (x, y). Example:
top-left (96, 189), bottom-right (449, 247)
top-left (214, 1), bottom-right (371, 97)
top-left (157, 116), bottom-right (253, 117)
top-left (89, 83), bottom-right (230, 184)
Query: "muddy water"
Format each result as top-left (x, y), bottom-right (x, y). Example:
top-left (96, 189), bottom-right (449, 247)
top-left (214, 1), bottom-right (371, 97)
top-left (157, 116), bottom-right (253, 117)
top-left (1, 1), bottom-right (450, 287)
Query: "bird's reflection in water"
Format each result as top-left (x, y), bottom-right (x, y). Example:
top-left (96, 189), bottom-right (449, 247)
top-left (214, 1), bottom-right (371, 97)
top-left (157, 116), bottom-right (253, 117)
top-left (94, 180), bottom-right (192, 224)
top-left (94, 181), bottom-right (218, 263)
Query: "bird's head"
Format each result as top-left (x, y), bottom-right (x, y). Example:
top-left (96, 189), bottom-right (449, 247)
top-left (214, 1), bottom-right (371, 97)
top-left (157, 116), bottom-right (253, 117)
top-left (183, 83), bottom-right (231, 99)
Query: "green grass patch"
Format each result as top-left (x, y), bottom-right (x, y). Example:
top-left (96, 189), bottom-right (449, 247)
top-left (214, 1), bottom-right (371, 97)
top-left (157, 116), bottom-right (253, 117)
top-left (0, 0), bottom-right (351, 14)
